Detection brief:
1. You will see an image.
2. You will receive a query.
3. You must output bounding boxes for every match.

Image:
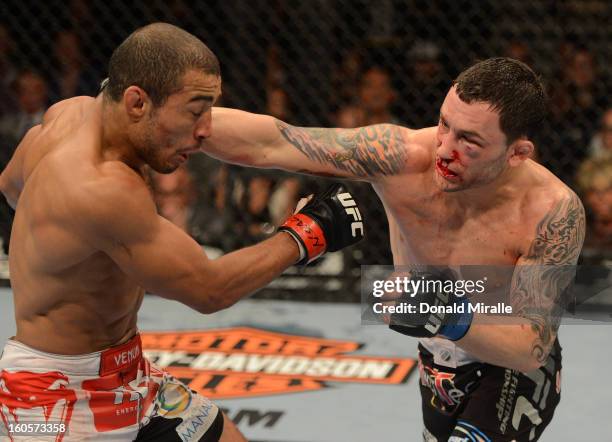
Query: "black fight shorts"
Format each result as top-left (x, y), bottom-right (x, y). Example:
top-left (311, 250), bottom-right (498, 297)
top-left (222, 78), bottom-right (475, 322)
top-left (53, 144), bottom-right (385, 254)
top-left (419, 340), bottom-right (562, 442)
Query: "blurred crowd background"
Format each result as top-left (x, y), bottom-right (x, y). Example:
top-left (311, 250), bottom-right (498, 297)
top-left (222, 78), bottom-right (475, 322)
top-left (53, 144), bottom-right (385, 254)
top-left (0, 0), bottom-right (610, 293)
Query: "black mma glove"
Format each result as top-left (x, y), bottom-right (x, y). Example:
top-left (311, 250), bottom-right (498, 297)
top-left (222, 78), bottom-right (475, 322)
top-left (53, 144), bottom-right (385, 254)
top-left (388, 270), bottom-right (473, 341)
top-left (279, 184), bottom-right (365, 264)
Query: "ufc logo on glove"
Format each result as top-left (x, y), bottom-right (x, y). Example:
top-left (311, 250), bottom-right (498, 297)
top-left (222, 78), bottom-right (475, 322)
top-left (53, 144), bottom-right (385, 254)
top-left (279, 184), bottom-right (365, 264)
top-left (337, 192), bottom-right (364, 238)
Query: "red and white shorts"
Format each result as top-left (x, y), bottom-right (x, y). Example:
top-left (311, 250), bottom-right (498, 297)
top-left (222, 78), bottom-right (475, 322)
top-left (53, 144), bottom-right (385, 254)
top-left (0, 334), bottom-right (223, 441)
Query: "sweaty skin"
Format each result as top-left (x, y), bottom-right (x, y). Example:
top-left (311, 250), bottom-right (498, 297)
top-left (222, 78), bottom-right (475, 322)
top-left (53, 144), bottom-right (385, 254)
top-left (0, 85), bottom-right (300, 356)
top-left (201, 87), bottom-right (585, 372)
top-left (4, 97), bottom-right (143, 354)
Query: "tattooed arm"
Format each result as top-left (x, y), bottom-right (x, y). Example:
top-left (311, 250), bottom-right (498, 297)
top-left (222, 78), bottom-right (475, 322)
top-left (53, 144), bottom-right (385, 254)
top-left (201, 107), bottom-right (412, 181)
top-left (510, 191), bottom-right (585, 364)
top-left (457, 192), bottom-right (585, 372)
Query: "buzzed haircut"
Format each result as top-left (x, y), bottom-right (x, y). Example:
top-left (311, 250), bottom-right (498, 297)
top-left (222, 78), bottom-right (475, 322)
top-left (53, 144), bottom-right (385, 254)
top-left (104, 23), bottom-right (220, 106)
top-left (453, 57), bottom-right (547, 144)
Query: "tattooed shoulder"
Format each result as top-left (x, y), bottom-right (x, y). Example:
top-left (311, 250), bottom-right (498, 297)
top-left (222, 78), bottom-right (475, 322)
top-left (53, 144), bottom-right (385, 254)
top-left (275, 120), bottom-right (409, 179)
top-left (525, 191), bottom-right (586, 265)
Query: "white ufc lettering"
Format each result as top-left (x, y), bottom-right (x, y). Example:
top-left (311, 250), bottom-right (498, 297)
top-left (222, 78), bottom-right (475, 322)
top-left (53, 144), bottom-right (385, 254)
top-left (337, 192), bottom-right (364, 237)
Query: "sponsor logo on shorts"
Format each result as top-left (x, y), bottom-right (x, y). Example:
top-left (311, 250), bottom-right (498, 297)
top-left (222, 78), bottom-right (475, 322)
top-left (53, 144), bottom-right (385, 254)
top-left (496, 369), bottom-right (519, 434)
top-left (142, 327), bottom-right (416, 399)
top-left (82, 358), bottom-right (161, 432)
top-left (419, 363), bottom-right (477, 414)
top-left (158, 381), bottom-right (192, 418)
top-left (454, 421), bottom-right (492, 442)
top-left (176, 402), bottom-right (214, 442)
top-left (99, 334), bottom-right (142, 376)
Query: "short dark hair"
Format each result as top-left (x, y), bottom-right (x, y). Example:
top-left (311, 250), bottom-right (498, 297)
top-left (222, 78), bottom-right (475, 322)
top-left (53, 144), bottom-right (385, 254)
top-left (104, 23), bottom-right (220, 106)
top-left (453, 57), bottom-right (547, 144)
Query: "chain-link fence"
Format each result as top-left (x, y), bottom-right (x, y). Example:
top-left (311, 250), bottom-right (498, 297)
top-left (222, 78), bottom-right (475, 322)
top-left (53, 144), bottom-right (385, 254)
top-left (1, 1), bottom-right (610, 292)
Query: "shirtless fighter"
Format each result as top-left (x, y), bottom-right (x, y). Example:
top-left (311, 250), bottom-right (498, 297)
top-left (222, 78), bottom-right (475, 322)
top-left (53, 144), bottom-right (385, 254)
top-left (0, 24), bottom-right (364, 441)
top-left (200, 58), bottom-right (586, 441)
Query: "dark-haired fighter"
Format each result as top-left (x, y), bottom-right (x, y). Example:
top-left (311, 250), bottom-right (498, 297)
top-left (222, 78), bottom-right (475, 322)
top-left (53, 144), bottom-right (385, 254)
top-left (201, 58), bottom-right (585, 441)
top-left (0, 23), bottom-right (364, 441)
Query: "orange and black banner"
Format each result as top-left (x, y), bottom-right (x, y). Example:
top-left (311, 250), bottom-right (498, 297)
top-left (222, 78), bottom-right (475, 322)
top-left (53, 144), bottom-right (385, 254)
top-left (142, 327), bottom-right (416, 399)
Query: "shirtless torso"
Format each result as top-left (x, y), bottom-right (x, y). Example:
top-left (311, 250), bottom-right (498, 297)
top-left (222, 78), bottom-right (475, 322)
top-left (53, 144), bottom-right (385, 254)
top-left (1, 80), bottom-right (305, 357)
top-left (373, 127), bottom-right (574, 365)
top-left (7, 97), bottom-right (142, 354)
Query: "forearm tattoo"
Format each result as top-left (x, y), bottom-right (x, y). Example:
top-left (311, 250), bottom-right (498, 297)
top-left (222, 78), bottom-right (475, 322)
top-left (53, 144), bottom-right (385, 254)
top-left (511, 192), bottom-right (585, 363)
top-left (275, 120), bottom-right (407, 178)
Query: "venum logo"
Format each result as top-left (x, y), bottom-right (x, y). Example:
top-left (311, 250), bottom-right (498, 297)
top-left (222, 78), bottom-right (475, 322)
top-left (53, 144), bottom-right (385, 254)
top-left (337, 192), bottom-right (364, 238)
top-left (113, 346), bottom-right (140, 366)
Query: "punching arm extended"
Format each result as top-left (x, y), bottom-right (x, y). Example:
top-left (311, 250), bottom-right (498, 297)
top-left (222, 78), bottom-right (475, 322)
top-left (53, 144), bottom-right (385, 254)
top-left (202, 107), bottom-right (410, 182)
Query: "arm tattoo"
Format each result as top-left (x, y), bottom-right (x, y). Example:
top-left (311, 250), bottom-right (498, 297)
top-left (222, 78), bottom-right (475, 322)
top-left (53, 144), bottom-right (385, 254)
top-left (275, 120), bottom-right (407, 178)
top-left (511, 192), bottom-right (586, 363)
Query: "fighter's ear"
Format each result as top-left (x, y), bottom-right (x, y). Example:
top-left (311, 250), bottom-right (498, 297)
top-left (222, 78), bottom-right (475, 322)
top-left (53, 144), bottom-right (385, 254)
top-left (123, 86), bottom-right (151, 122)
top-left (507, 138), bottom-right (534, 167)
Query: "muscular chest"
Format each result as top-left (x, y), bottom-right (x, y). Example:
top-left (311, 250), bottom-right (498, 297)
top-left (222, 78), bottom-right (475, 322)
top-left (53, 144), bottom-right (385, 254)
top-left (382, 192), bottom-right (523, 266)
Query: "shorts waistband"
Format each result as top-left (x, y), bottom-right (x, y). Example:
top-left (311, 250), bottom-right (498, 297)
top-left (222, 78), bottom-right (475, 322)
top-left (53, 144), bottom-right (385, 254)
top-left (0, 334), bottom-right (143, 377)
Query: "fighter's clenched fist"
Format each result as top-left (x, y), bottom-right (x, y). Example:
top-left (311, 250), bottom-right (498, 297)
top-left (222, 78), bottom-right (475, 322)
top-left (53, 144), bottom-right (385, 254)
top-left (279, 184), bottom-right (365, 264)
